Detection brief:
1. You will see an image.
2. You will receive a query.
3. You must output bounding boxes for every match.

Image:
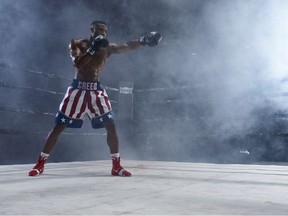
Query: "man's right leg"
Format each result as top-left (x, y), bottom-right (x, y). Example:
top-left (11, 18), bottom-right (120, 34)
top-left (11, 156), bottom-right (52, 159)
top-left (28, 124), bottom-right (66, 176)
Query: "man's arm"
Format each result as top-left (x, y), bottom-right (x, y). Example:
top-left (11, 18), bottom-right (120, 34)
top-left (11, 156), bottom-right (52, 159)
top-left (108, 31), bottom-right (162, 55)
top-left (108, 40), bottom-right (142, 54)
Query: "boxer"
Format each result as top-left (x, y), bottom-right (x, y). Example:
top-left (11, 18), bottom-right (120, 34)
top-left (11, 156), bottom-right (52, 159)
top-left (29, 20), bottom-right (162, 177)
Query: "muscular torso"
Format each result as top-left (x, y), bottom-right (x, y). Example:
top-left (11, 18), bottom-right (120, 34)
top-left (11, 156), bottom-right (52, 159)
top-left (72, 39), bottom-right (110, 82)
top-left (70, 36), bottom-right (141, 82)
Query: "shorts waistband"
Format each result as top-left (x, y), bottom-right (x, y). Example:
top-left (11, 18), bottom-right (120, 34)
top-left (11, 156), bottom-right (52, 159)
top-left (71, 79), bottom-right (103, 91)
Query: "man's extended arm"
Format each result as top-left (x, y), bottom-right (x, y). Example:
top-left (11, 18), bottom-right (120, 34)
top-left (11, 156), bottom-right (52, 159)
top-left (108, 40), bottom-right (142, 54)
top-left (108, 31), bottom-right (162, 55)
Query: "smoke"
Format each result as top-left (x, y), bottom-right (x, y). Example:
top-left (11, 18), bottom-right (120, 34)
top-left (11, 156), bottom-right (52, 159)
top-left (133, 0), bottom-right (288, 162)
top-left (1, 0), bottom-right (288, 164)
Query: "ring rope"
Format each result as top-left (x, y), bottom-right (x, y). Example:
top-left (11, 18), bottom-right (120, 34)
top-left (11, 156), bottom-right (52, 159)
top-left (0, 128), bottom-right (106, 136)
top-left (0, 65), bottom-right (118, 136)
top-left (0, 64), bottom-right (118, 92)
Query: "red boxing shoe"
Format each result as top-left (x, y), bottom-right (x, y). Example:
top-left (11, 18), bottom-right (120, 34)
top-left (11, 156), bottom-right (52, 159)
top-left (111, 157), bottom-right (131, 177)
top-left (28, 156), bottom-right (47, 176)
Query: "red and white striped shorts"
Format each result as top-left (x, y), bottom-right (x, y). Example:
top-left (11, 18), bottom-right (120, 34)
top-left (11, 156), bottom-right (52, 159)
top-left (59, 80), bottom-right (112, 120)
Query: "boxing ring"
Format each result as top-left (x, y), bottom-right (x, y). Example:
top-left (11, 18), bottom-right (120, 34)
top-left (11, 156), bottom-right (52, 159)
top-left (1, 65), bottom-right (288, 215)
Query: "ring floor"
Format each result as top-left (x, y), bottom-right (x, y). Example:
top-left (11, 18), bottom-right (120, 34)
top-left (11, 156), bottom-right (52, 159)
top-left (0, 160), bottom-right (287, 215)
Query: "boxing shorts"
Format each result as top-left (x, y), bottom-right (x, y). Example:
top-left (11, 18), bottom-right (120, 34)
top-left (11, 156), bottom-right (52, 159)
top-left (55, 79), bottom-right (114, 129)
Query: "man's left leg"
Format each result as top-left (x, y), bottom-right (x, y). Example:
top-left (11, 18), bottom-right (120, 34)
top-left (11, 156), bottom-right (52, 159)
top-left (103, 121), bottom-right (131, 177)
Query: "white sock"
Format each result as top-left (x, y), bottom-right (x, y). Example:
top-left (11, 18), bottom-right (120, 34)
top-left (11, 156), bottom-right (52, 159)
top-left (110, 153), bottom-right (120, 158)
top-left (41, 152), bottom-right (50, 158)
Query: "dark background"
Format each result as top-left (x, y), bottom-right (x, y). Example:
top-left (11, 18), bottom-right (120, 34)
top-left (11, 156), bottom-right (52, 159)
top-left (1, 0), bottom-right (288, 165)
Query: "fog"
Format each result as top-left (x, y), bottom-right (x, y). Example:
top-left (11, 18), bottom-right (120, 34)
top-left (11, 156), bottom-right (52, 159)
top-left (1, 0), bottom-right (288, 164)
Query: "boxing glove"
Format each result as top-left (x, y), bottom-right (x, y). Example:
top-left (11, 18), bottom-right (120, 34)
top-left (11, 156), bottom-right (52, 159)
top-left (139, 31), bottom-right (162, 47)
top-left (87, 35), bottom-right (109, 55)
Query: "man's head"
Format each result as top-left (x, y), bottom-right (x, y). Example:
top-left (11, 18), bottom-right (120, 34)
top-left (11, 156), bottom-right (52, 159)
top-left (90, 20), bottom-right (108, 38)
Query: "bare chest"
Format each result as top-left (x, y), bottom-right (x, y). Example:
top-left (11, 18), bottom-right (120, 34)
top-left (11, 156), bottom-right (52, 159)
top-left (78, 40), bottom-right (108, 67)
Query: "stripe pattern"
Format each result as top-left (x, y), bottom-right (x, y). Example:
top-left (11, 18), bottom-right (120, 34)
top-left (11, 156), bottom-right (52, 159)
top-left (59, 86), bottom-right (112, 120)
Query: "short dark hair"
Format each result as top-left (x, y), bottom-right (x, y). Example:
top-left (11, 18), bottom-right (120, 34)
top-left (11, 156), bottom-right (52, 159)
top-left (90, 20), bottom-right (107, 32)
top-left (90, 20), bottom-right (107, 28)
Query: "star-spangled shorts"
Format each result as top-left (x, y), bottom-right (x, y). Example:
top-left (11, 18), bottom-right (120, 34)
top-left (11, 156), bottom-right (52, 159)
top-left (55, 79), bottom-right (114, 129)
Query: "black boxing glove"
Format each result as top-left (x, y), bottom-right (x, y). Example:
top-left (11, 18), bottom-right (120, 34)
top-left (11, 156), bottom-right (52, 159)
top-left (87, 35), bottom-right (109, 55)
top-left (139, 31), bottom-right (162, 47)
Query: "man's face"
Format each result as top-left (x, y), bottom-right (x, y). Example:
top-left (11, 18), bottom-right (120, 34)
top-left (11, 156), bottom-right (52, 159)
top-left (91, 24), bottom-right (108, 38)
